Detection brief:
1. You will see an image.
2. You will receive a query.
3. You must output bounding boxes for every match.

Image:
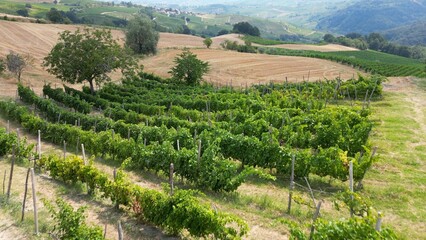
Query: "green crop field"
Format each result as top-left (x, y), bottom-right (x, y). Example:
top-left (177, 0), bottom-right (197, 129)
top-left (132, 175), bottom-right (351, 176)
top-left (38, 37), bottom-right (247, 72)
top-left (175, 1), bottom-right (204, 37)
top-left (261, 47), bottom-right (426, 78)
top-left (0, 1), bottom-right (70, 18)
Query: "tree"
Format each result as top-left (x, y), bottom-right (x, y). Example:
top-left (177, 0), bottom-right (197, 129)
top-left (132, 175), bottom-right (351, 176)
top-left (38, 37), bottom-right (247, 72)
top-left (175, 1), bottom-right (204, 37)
top-left (323, 33), bottom-right (336, 43)
top-left (217, 29), bottom-right (229, 36)
top-left (169, 49), bottom-right (209, 85)
top-left (345, 32), bottom-right (363, 39)
top-left (46, 8), bottom-right (65, 23)
top-left (16, 9), bottom-right (29, 17)
top-left (366, 33), bottom-right (386, 50)
top-left (232, 22), bottom-right (260, 36)
top-left (181, 24), bottom-right (192, 35)
top-left (43, 28), bottom-right (137, 94)
top-left (125, 16), bottom-right (159, 55)
top-left (203, 37), bottom-right (212, 48)
top-left (6, 51), bottom-right (30, 82)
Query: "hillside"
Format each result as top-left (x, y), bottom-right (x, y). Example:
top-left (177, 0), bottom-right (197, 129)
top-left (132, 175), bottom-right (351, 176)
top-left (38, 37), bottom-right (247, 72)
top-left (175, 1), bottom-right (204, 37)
top-left (0, 20), bottom-right (360, 98)
top-left (0, 0), bottom-right (320, 40)
top-left (140, 0), bottom-right (352, 27)
top-left (383, 21), bottom-right (426, 46)
top-left (140, 48), bottom-right (360, 86)
top-left (316, 0), bottom-right (426, 34)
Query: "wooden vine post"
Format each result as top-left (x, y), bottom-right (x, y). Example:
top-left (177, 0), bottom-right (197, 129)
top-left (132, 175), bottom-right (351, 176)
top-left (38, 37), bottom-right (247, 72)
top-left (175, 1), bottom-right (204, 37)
top-left (37, 130), bottom-right (41, 165)
top-left (118, 221), bottom-right (123, 240)
top-left (31, 168), bottom-right (39, 235)
top-left (287, 154), bottom-right (295, 213)
top-left (21, 168), bottom-right (31, 222)
top-left (197, 139), bottom-right (202, 176)
top-left (113, 168), bottom-right (119, 209)
top-left (309, 201), bottom-right (322, 239)
top-left (304, 177), bottom-right (316, 206)
top-left (103, 224), bottom-right (107, 238)
top-left (169, 163), bottom-right (174, 196)
top-left (375, 212), bottom-right (382, 231)
top-left (20, 168), bottom-right (38, 235)
top-left (6, 145), bottom-right (16, 201)
top-left (63, 140), bottom-right (67, 160)
top-left (81, 143), bottom-right (89, 194)
top-left (81, 144), bottom-right (87, 165)
top-left (16, 129), bottom-right (20, 162)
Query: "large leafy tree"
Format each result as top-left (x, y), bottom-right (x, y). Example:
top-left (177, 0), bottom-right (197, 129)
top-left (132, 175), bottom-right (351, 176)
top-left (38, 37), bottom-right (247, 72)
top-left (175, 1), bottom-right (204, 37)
top-left (125, 16), bottom-right (159, 55)
top-left (169, 49), bottom-right (209, 86)
top-left (44, 28), bottom-right (136, 94)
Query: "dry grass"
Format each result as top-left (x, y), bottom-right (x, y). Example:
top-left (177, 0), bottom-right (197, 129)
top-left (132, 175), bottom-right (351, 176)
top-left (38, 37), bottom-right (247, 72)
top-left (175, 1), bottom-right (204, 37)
top-left (0, 21), bottom-right (363, 98)
top-left (268, 43), bottom-right (359, 52)
top-left (141, 48), bottom-right (361, 86)
top-left (365, 77), bottom-right (426, 239)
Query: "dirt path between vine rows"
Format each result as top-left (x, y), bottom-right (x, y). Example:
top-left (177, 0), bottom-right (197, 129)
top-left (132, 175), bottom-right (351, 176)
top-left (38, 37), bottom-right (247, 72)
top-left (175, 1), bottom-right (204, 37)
top-left (0, 214), bottom-right (27, 240)
top-left (0, 115), bottom-right (178, 239)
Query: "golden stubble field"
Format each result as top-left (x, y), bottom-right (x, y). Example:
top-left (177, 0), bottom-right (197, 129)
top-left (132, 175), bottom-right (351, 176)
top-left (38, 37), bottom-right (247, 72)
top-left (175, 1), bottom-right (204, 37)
top-left (0, 20), bottom-right (361, 98)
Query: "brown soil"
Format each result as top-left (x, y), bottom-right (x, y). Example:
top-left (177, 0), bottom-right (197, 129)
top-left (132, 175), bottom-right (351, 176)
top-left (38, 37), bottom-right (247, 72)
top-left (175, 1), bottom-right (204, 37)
top-left (141, 48), bottom-right (361, 86)
top-left (267, 43), bottom-right (358, 52)
top-left (0, 21), bottom-right (363, 98)
top-left (0, 214), bottom-right (27, 240)
top-left (0, 117), bottom-right (176, 240)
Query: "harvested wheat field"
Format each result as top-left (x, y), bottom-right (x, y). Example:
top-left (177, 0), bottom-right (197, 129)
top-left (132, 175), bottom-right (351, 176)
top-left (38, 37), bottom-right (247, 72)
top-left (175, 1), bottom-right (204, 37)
top-left (158, 32), bottom-right (206, 49)
top-left (0, 21), bottom-right (126, 97)
top-left (141, 48), bottom-right (361, 86)
top-left (269, 43), bottom-right (359, 52)
top-left (209, 34), bottom-right (359, 52)
top-left (0, 20), bottom-right (361, 97)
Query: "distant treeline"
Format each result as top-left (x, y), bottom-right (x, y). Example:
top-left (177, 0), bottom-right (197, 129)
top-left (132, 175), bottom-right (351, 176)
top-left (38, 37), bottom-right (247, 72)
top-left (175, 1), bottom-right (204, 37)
top-left (45, 8), bottom-right (128, 27)
top-left (324, 32), bottom-right (425, 60)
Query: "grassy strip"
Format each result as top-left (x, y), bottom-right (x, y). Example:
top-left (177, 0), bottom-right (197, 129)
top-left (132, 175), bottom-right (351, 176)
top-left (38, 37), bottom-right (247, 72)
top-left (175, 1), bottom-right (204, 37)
top-left (366, 88), bottom-right (426, 239)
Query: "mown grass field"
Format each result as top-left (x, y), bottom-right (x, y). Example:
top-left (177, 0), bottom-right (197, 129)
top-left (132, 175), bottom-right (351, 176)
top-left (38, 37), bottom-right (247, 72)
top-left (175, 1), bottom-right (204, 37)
top-left (365, 78), bottom-right (426, 239)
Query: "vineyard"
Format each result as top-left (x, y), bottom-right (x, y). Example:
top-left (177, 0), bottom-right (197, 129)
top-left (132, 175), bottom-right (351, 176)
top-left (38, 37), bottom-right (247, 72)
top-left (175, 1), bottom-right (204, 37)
top-left (0, 71), bottom-right (399, 238)
top-left (260, 48), bottom-right (426, 78)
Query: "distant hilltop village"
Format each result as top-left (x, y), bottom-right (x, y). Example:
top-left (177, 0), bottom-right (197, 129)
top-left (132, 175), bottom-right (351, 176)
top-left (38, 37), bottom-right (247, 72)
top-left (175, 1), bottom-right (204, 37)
top-left (153, 7), bottom-right (195, 17)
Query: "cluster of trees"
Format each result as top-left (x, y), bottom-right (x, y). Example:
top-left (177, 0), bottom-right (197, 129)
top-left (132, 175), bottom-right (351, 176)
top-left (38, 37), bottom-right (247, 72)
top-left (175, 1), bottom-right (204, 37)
top-left (232, 22), bottom-right (260, 36)
top-left (15, 3), bottom-right (32, 17)
top-left (46, 8), bottom-right (83, 24)
top-left (43, 19), bottom-right (207, 93)
top-left (217, 29), bottom-right (229, 36)
top-left (324, 32), bottom-right (425, 59)
top-left (45, 7), bottom-right (127, 27)
top-left (220, 40), bottom-right (257, 53)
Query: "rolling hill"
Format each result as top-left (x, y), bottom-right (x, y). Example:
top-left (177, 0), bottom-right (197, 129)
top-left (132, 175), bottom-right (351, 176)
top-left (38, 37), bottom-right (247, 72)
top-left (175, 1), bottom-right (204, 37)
top-left (382, 21), bottom-right (426, 46)
top-left (316, 0), bottom-right (426, 35)
top-left (0, 20), bottom-right (361, 98)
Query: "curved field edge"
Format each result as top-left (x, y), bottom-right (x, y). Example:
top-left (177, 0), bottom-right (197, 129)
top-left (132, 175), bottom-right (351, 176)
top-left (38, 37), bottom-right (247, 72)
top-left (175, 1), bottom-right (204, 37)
top-left (259, 48), bottom-right (426, 78)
